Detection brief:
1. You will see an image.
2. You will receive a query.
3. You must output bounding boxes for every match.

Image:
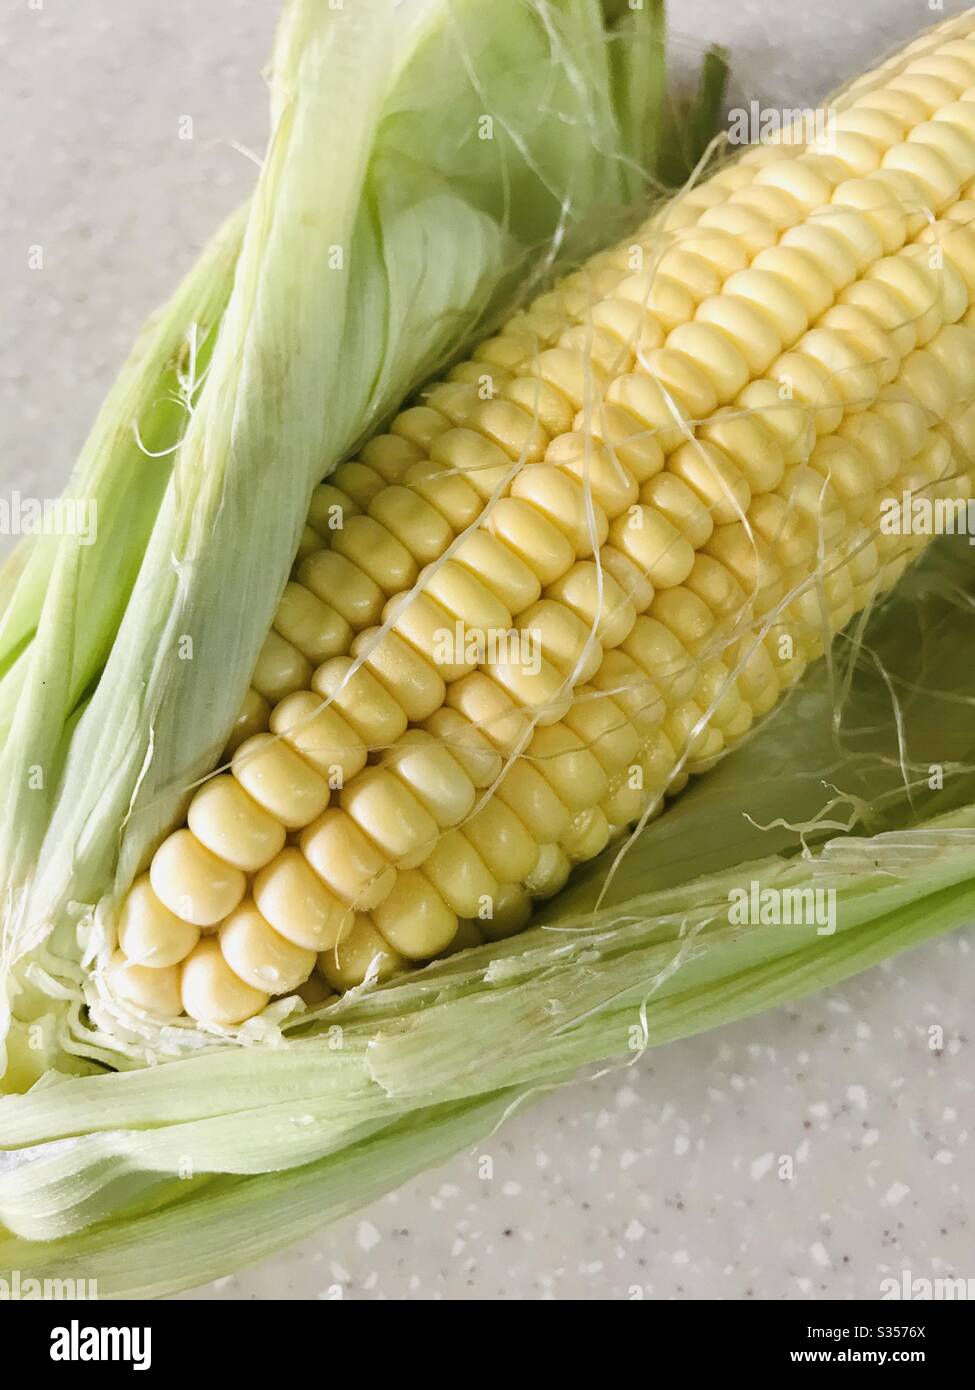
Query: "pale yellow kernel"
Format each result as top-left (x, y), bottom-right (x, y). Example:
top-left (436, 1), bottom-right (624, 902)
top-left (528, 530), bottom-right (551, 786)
top-left (534, 347), bottom-right (607, 410)
top-left (180, 938), bottom-right (269, 1027)
top-left (424, 706), bottom-right (503, 787)
top-left (621, 614), bottom-right (699, 701)
top-left (331, 460), bottom-right (385, 510)
top-left (545, 433), bottom-right (638, 518)
top-left (462, 797), bottom-right (539, 884)
top-left (331, 515), bottom-right (418, 596)
top-left (528, 723), bottom-right (609, 812)
top-left (669, 440), bottom-right (752, 526)
top-left (314, 653), bottom-right (408, 750)
top-left (372, 870), bottom-right (458, 960)
top-left (223, 688), bottom-right (271, 758)
top-left (368, 486), bottom-right (455, 566)
top-left (897, 348), bottom-right (955, 420)
top-left (589, 297), bottom-right (665, 356)
top-left (252, 629), bottom-right (313, 705)
top-left (430, 427), bottom-right (514, 499)
top-left (307, 482), bottom-right (358, 534)
top-left (483, 497), bottom-right (576, 587)
top-left (299, 809), bottom-right (396, 910)
top-left (422, 559), bottom-right (513, 634)
top-left (883, 140), bottom-right (960, 208)
top-left (496, 757), bottom-right (571, 843)
top-left (669, 226), bottom-right (751, 279)
top-left (422, 831), bottom-right (499, 918)
top-left (107, 951), bottom-right (182, 1017)
top-left (608, 505), bottom-right (696, 590)
top-left (253, 847), bottom-right (353, 949)
top-left (697, 408), bottom-right (786, 494)
top-left (818, 304), bottom-right (900, 385)
top-left (117, 875), bottom-right (200, 968)
top-left (751, 246), bottom-right (834, 319)
top-left (590, 650), bottom-right (665, 736)
top-left (271, 690), bottom-right (367, 786)
top-left (390, 405), bottom-right (451, 452)
top-left (384, 591), bottom-right (473, 684)
top-left (605, 373), bottom-right (691, 455)
top-left (865, 256), bottom-right (945, 343)
top-left (718, 268), bottom-right (809, 343)
top-left (273, 583), bottom-right (352, 666)
top-left (546, 560), bottom-right (636, 649)
top-left (665, 322), bottom-right (751, 404)
top-left (501, 375), bottom-right (576, 437)
top-left (232, 733), bottom-right (330, 830)
top-left (767, 350), bottom-right (845, 435)
top-left (359, 432), bottom-right (425, 484)
top-left (351, 625), bottom-right (447, 722)
top-left (479, 882), bottom-right (533, 941)
top-left (150, 829), bottom-right (246, 928)
top-left (299, 549), bottom-right (385, 631)
top-left (639, 471), bottom-right (714, 549)
top-left (796, 327), bottom-right (881, 411)
top-left (188, 773), bottom-right (287, 873)
top-left (684, 552), bottom-right (747, 621)
top-left (318, 914), bottom-right (405, 992)
top-left (402, 458), bottom-right (483, 532)
top-left (780, 222), bottom-right (858, 290)
top-left (340, 767), bottom-right (440, 868)
top-left (465, 397), bottom-right (549, 463)
top-left (694, 203), bottom-right (780, 257)
top-left (837, 279), bottom-right (918, 360)
top-left (523, 842), bottom-right (571, 899)
top-left (219, 901), bottom-right (316, 995)
top-left (510, 464), bottom-right (609, 556)
top-left (576, 402), bottom-right (666, 481)
top-left (693, 294), bottom-right (782, 375)
top-left (753, 157), bottom-right (836, 208)
top-left (294, 525), bottom-right (321, 567)
top-left (664, 700), bottom-right (724, 764)
top-left (650, 586), bottom-right (716, 653)
top-left (560, 806), bottom-right (610, 863)
top-left (451, 530), bottom-right (542, 614)
top-left (446, 671), bottom-right (530, 754)
top-left (599, 545), bottom-right (655, 613)
top-left (517, 598), bottom-right (603, 684)
top-left (484, 644), bottom-right (571, 725)
top-left (382, 730), bottom-right (476, 829)
top-left (563, 688), bottom-right (642, 774)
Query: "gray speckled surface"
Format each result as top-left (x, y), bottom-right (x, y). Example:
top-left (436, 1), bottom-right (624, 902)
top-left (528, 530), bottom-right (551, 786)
top-left (2, 0), bottom-right (972, 1300)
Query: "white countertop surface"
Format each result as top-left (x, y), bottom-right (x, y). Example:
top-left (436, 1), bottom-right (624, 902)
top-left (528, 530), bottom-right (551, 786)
top-left (1, 0), bottom-right (971, 1299)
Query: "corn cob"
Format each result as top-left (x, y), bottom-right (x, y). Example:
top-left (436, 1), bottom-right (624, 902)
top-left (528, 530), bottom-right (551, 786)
top-left (105, 14), bottom-right (975, 1028)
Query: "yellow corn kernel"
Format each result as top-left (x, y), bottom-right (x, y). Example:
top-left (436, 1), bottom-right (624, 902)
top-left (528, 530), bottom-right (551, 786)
top-left (180, 938), bottom-right (270, 1028)
top-left (219, 901), bottom-right (316, 995)
top-left (318, 914), bottom-right (406, 992)
top-left (187, 774), bottom-right (287, 872)
top-left (117, 876), bottom-right (200, 968)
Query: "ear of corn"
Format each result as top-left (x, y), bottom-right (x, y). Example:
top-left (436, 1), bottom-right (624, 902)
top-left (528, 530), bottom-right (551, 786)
top-left (101, 6), bottom-right (975, 1030)
top-left (5, 1), bottom-right (975, 1301)
top-left (0, 0), bottom-right (713, 1079)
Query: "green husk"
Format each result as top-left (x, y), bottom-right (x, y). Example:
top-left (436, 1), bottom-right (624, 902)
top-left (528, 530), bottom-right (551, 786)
top-left (2, 0), bottom-right (973, 1301)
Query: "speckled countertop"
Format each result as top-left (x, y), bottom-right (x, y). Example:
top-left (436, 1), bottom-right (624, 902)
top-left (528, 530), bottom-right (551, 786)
top-left (2, 0), bottom-right (971, 1300)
